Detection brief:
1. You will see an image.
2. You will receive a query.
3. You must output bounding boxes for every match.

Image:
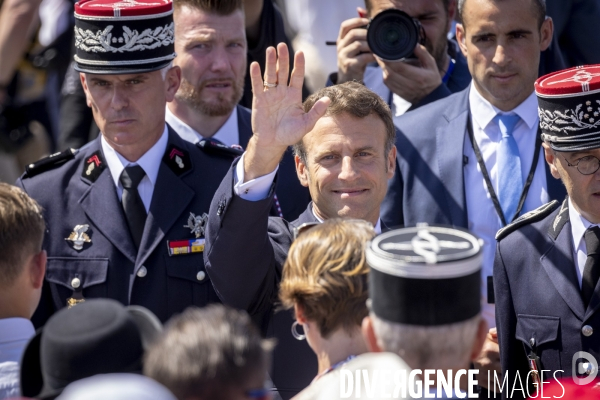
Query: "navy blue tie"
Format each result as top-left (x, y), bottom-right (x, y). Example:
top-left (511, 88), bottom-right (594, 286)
top-left (496, 114), bottom-right (522, 223)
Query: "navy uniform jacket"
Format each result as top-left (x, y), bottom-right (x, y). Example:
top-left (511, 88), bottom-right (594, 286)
top-left (235, 105), bottom-right (311, 222)
top-left (494, 199), bottom-right (600, 398)
top-left (205, 160), bottom-right (318, 398)
top-left (18, 127), bottom-right (235, 326)
top-left (380, 87), bottom-right (567, 228)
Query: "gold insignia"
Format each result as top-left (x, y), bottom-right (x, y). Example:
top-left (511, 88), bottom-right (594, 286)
top-left (65, 224), bottom-right (92, 250)
top-left (67, 297), bottom-right (85, 309)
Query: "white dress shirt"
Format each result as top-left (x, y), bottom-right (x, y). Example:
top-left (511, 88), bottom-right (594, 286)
top-left (165, 106), bottom-right (240, 147)
top-left (463, 85), bottom-right (549, 327)
top-left (0, 318), bottom-right (35, 399)
top-left (101, 126), bottom-right (169, 212)
top-left (569, 197), bottom-right (596, 288)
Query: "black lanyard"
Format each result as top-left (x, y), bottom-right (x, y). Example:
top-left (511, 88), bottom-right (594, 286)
top-left (466, 117), bottom-right (542, 227)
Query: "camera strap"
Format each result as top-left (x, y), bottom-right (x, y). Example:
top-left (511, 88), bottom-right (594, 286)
top-left (466, 116), bottom-right (542, 227)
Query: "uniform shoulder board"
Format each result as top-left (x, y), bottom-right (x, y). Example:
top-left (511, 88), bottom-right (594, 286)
top-left (197, 139), bottom-right (244, 158)
top-left (24, 148), bottom-right (78, 178)
top-left (495, 200), bottom-right (560, 241)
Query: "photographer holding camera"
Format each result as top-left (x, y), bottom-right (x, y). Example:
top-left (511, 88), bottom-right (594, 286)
top-left (329, 0), bottom-right (471, 117)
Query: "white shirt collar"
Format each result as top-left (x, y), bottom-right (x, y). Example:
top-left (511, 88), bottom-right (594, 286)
top-left (165, 106), bottom-right (239, 147)
top-left (469, 85), bottom-right (538, 133)
top-left (310, 206), bottom-right (382, 234)
top-left (101, 125), bottom-right (169, 189)
top-left (569, 197), bottom-right (596, 251)
top-left (0, 318), bottom-right (35, 344)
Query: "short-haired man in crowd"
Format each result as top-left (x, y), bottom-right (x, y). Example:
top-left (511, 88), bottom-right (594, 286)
top-left (167, 0), bottom-right (309, 220)
top-left (362, 225), bottom-right (488, 398)
top-left (145, 304), bottom-right (273, 400)
top-left (0, 183), bottom-right (46, 398)
top-left (331, 0), bottom-right (471, 119)
top-left (204, 44), bottom-right (395, 397)
top-left (380, 0), bottom-right (566, 387)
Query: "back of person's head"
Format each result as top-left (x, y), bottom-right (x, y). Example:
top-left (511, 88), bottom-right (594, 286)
top-left (173, 0), bottom-right (243, 14)
top-left (294, 82), bottom-right (395, 163)
top-left (144, 304), bottom-right (274, 400)
top-left (57, 374), bottom-right (177, 400)
top-left (279, 218), bottom-right (375, 338)
top-left (0, 183), bottom-right (46, 318)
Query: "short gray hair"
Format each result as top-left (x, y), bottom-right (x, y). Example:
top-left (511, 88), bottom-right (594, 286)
top-left (458, 0), bottom-right (546, 28)
top-left (144, 305), bottom-right (274, 400)
top-left (370, 313), bottom-right (481, 370)
top-left (160, 61), bottom-right (174, 80)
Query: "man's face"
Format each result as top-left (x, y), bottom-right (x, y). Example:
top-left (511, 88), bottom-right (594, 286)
top-left (368, 0), bottom-right (452, 71)
top-left (80, 68), bottom-right (179, 156)
top-left (295, 113), bottom-right (396, 225)
top-left (456, 0), bottom-right (552, 111)
top-left (173, 6), bottom-right (247, 116)
top-left (546, 146), bottom-right (600, 224)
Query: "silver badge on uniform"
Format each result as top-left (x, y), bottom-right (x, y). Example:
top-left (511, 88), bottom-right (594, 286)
top-left (184, 212), bottom-right (208, 238)
top-left (65, 224), bottom-right (91, 250)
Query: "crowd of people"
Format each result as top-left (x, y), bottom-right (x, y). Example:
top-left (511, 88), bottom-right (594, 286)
top-left (2, 0), bottom-right (600, 399)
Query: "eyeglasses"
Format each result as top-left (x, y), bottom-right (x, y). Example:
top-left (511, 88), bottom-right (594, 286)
top-left (562, 155), bottom-right (600, 175)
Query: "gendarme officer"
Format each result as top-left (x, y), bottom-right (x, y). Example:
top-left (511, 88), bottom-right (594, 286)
top-left (495, 65), bottom-right (600, 396)
top-left (17, 0), bottom-right (235, 326)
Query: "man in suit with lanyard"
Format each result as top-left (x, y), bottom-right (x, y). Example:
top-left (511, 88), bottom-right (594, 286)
top-left (165, 0), bottom-right (310, 221)
top-left (204, 43), bottom-right (396, 398)
top-left (17, 0), bottom-right (242, 327)
top-left (380, 0), bottom-right (567, 389)
top-left (494, 65), bottom-right (600, 398)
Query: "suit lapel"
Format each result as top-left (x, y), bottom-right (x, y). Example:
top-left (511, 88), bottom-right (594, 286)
top-left (236, 105), bottom-right (253, 149)
top-left (436, 89), bottom-right (469, 228)
top-left (79, 143), bottom-right (137, 264)
top-left (135, 132), bottom-right (195, 271)
top-left (541, 220), bottom-right (586, 320)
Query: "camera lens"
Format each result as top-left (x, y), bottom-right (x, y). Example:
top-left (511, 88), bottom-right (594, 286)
top-left (367, 9), bottom-right (423, 61)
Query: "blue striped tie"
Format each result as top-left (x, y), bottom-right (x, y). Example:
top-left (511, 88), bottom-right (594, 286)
top-left (496, 114), bottom-right (522, 223)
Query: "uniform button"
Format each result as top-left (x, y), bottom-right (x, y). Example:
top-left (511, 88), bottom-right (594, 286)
top-left (529, 338), bottom-right (535, 347)
top-left (582, 362), bottom-right (595, 375)
top-left (582, 325), bottom-right (594, 337)
top-left (71, 277), bottom-right (81, 289)
top-left (196, 271), bottom-right (206, 281)
top-left (137, 266), bottom-right (147, 278)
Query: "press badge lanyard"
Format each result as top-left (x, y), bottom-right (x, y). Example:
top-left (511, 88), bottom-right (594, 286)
top-left (466, 116), bottom-right (543, 227)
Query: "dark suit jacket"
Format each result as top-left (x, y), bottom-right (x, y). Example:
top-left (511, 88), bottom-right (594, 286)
top-left (380, 86), bottom-right (567, 228)
top-left (236, 105), bottom-right (311, 222)
top-left (205, 160), bottom-right (317, 398)
top-left (18, 128), bottom-right (235, 326)
top-left (494, 199), bottom-right (600, 399)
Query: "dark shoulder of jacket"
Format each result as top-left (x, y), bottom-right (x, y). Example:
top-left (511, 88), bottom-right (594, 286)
top-left (495, 200), bottom-right (560, 241)
top-left (22, 148), bottom-right (79, 178)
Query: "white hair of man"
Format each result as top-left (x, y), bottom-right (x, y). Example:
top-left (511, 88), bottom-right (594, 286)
top-left (160, 62), bottom-right (174, 80)
top-left (370, 313), bottom-right (482, 371)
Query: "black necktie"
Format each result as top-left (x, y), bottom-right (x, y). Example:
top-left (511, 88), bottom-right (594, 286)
top-left (582, 226), bottom-right (600, 307)
top-left (120, 165), bottom-right (147, 249)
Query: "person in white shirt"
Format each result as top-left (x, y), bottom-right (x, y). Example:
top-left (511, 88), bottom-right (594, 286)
top-left (166, 0), bottom-right (310, 221)
top-left (0, 183), bottom-right (46, 399)
top-left (379, 0), bottom-right (565, 389)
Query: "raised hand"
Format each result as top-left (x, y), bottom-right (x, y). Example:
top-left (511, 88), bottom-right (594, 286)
top-left (245, 43), bottom-right (330, 181)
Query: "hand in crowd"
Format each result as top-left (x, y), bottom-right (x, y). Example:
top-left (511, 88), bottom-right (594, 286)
top-left (336, 16), bottom-right (375, 84)
top-left (376, 43), bottom-right (443, 105)
top-left (244, 43), bottom-right (330, 180)
top-left (474, 327), bottom-right (501, 390)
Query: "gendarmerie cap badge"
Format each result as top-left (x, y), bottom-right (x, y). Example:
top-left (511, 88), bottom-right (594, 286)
top-left (66, 224), bottom-right (92, 251)
top-left (73, 0), bottom-right (176, 74)
top-left (536, 65), bottom-right (600, 152)
top-left (366, 224), bottom-right (483, 326)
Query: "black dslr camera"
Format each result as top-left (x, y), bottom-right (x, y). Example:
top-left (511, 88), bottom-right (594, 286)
top-left (366, 9), bottom-right (426, 61)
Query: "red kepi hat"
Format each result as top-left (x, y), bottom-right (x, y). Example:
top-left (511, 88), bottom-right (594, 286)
top-left (536, 65), bottom-right (600, 152)
top-left (73, 0), bottom-right (176, 74)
